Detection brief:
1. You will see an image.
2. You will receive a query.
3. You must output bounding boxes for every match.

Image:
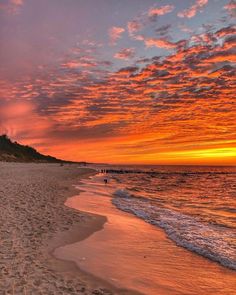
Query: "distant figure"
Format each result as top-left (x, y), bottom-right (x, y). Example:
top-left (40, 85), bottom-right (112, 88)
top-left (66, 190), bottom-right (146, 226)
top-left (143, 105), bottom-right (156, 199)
top-left (104, 178), bottom-right (108, 184)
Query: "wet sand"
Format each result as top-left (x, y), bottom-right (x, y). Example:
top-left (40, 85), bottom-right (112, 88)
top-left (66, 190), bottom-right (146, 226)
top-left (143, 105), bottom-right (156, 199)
top-left (54, 174), bottom-right (236, 295)
top-left (0, 163), bottom-right (120, 295)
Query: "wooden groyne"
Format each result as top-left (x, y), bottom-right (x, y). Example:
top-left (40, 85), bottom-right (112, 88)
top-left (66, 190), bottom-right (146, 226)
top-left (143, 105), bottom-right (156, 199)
top-left (100, 169), bottom-right (235, 175)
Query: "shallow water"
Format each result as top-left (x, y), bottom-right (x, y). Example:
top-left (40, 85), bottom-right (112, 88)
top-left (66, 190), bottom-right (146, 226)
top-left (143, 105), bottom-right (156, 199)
top-left (54, 174), bottom-right (236, 295)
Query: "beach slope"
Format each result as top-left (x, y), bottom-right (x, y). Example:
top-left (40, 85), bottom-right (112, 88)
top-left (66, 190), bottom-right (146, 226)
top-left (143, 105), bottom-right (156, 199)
top-left (0, 162), bottom-right (115, 295)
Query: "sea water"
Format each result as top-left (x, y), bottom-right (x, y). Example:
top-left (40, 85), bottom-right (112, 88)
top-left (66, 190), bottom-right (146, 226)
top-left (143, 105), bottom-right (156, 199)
top-left (105, 165), bottom-right (236, 270)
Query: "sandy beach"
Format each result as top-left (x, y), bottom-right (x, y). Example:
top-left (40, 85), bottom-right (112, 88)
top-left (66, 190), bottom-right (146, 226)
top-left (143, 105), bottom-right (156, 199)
top-left (0, 163), bottom-right (126, 295)
top-left (1, 163), bottom-right (235, 295)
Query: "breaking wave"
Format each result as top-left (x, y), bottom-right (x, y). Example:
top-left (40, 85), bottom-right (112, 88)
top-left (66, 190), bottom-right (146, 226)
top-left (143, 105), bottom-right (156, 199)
top-left (112, 189), bottom-right (236, 270)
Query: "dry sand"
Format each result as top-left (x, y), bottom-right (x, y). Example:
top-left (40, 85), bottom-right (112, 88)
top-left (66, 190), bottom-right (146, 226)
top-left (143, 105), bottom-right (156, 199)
top-left (0, 162), bottom-right (129, 295)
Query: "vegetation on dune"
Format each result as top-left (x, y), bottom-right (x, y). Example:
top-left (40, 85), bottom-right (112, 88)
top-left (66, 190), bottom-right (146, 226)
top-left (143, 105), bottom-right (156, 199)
top-left (0, 134), bottom-right (64, 163)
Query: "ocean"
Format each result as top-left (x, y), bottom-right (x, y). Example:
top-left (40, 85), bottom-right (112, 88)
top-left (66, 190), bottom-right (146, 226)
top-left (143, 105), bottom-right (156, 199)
top-left (97, 165), bottom-right (236, 270)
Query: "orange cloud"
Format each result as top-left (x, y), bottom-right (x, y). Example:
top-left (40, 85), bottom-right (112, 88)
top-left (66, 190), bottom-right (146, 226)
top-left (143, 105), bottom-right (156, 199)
top-left (216, 25), bottom-right (236, 38)
top-left (224, 0), bottom-right (236, 17)
top-left (224, 1), bottom-right (236, 11)
top-left (143, 37), bottom-right (177, 49)
top-left (178, 0), bottom-right (208, 18)
top-left (127, 20), bottom-right (143, 36)
top-left (148, 5), bottom-right (174, 17)
top-left (62, 60), bottom-right (97, 69)
top-left (114, 48), bottom-right (135, 60)
top-left (109, 26), bottom-right (125, 45)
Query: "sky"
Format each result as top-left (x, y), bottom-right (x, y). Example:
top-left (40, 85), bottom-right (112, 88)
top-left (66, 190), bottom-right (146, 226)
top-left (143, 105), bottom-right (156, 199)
top-left (0, 0), bottom-right (235, 165)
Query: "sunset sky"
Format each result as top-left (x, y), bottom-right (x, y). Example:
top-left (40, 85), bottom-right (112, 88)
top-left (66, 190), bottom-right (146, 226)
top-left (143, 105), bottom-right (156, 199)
top-left (0, 0), bottom-right (235, 165)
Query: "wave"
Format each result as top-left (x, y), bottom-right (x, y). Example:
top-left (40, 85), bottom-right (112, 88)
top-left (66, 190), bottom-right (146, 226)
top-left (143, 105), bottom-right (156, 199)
top-left (113, 188), bottom-right (131, 198)
top-left (112, 189), bottom-right (236, 271)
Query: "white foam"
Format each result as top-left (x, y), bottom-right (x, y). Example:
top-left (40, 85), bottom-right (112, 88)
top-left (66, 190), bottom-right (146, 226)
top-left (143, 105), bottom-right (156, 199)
top-left (112, 195), bottom-right (236, 270)
top-left (113, 188), bottom-right (131, 198)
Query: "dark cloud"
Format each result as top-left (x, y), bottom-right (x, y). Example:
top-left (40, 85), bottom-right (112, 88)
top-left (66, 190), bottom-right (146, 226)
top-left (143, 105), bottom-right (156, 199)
top-left (155, 24), bottom-right (172, 36)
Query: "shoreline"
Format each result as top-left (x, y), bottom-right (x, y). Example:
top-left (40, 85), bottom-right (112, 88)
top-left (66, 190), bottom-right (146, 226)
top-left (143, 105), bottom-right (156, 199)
top-left (48, 171), bottom-right (142, 295)
top-left (53, 173), bottom-right (236, 295)
top-left (0, 162), bottom-right (124, 294)
top-left (48, 206), bottom-right (141, 295)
